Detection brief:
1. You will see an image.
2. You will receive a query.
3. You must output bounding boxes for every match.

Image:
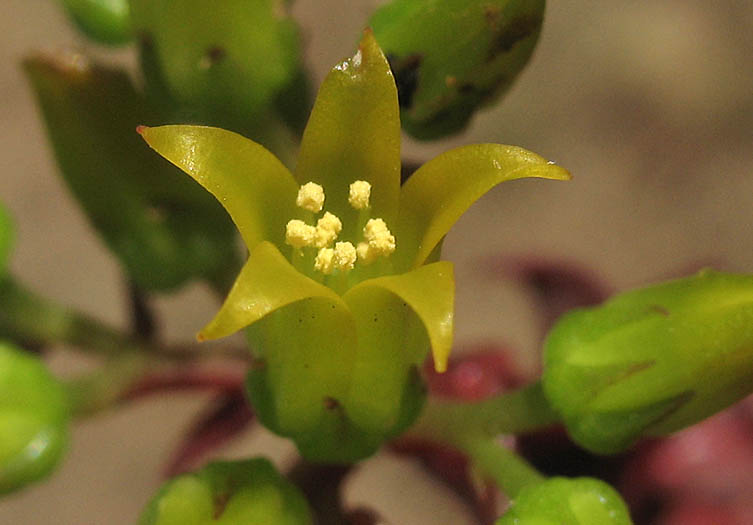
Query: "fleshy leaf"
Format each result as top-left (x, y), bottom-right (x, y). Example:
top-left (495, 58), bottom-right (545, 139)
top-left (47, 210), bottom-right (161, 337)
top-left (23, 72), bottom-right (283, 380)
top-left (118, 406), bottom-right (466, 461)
top-left (139, 125), bottom-right (299, 251)
top-left (198, 241), bottom-right (346, 340)
top-left (295, 30), bottom-right (400, 232)
top-left (129, 0), bottom-right (302, 129)
top-left (0, 203), bottom-right (13, 277)
top-left (396, 144), bottom-right (571, 270)
top-left (345, 261), bottom-right (454, 373)
top-left (60, 0), bottom-right (132, 45)
top-left (24, 56), bottom-right (239, 291)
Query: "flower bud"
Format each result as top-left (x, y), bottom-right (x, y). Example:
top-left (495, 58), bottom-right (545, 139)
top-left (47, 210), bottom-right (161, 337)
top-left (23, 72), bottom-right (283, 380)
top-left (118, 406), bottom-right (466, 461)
top-left (496, 477), bottom-right (633, 525)
top-left (370, 0), bottom-right (545, 139)
top-left (0, 342), bottom-right (70, 494)
top-left (139, 458), bottom-right (311, 525)
top-left (543, 270), bottom-right (753, 454)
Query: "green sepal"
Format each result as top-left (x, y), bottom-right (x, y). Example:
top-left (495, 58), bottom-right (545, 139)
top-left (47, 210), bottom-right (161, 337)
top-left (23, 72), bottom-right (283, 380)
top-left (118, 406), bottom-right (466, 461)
top-left (0, 203), bottom-right (13, 277)
top-left (371, 0), bottom-right (545, 139)
top-left (544, 270), bottom-right (753, 454)
top-left (396, 144), bottom-right (570, 270)
top-left (23, 56), bottom-right (239, 292)
top-left (139, 458), bottom-right (312, 525)
top-left (129, 0), bottom-right (302, 132)
top-left (295, 30), bottom-right (401, 230)
top-left (496, 476), bottom-right (633, 525)
top-left (0, 341), bottom-right (70, 494)
top-left (60, 0), bottom-right (132, 45)
top-left (139, 126), bottom-right (299, 252)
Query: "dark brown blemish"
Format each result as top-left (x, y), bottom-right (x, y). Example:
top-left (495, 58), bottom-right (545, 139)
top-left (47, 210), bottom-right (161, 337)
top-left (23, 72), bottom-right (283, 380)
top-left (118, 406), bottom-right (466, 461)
top-left (323, 397), bottom-right (340, 410)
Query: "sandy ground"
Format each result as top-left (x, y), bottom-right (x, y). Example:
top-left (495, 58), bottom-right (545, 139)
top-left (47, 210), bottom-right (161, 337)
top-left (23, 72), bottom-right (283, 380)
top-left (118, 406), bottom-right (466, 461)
top-left (2, 1), bottom-right (753, 523)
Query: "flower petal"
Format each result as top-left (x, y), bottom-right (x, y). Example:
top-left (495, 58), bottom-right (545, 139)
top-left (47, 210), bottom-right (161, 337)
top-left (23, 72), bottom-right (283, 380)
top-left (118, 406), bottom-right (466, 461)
top-left (344, 261), bottom-right (454, 376)
top-left (198, 241), bottom-right (345, 340)
top-left (139, 125), bottom-right (299, 251)
top-left (395, 144), bottom-right (571, 270)
top-left (294, 30), bottom-right (400, 229)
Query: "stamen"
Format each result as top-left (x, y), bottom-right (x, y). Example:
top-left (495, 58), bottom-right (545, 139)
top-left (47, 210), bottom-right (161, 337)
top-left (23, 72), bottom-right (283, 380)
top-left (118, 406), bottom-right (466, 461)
top-left (334, 242), bottom-right (357, 272)
top-left (296, 182), bottom-right (325, 213)
top-left (314, 211), bottom-right (343, 248)
top-left (356, 242), bottom-right (378, 265)
top-left (314, 247), bottom-right (335, 275)
top-left (348, 180), bottom-right (371, 210)
top-left (285, 219), bottom-right (316, 248)
top-left (363, 218), bottom-right (396, 256)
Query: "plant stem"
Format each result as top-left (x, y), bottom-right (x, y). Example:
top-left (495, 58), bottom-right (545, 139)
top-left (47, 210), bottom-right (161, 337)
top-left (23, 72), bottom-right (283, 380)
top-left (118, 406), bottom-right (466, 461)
top-left (411, 381), bottom-right (559, 443)
top-left (0, 276), bottom-right (135, 357)
top-left (65, 352), bottom-right (149, 418)
top-left (0, 275), bottom-right (248, 361)
top-left (458, 434), bottom-right (544, 499)
top-left (406, 382), bottom-right (558, 500)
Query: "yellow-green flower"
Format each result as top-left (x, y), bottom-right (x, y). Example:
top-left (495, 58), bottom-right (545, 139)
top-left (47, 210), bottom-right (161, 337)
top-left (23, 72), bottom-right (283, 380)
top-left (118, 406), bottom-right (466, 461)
top-left (139, 31), bottom-right (569, 462)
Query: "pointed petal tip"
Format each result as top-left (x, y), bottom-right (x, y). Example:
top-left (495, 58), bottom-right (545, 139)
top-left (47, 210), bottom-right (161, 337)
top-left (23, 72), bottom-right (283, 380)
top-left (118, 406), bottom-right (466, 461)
top-left (136, 125), bottom-right (148, 136)
top-left (433, 360), bottom-right (448, 374)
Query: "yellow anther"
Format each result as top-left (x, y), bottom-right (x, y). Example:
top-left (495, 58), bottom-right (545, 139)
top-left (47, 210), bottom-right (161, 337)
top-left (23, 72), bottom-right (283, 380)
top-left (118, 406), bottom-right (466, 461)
top-left (296, 182), bottom-right (325, 213)
top-left (285, 219), bottom-right (316, 248)
top-left (348, 180), bottom-right (372, 210)
top-left (363, 218), bottom-right (396, 256)
top-left (334, 242), bottom-right (357, 272)
top-left (314, 211), bottom-right (343, 248)
top-left (356, 242), bottom-right (378, 265)
top-left (314, 247), bottom-right (335, 275)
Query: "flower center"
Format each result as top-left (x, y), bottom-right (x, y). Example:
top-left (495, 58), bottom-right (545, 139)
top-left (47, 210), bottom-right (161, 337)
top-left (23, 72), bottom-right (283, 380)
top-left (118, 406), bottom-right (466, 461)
top-left (285, 181), bottom-right (396, 275)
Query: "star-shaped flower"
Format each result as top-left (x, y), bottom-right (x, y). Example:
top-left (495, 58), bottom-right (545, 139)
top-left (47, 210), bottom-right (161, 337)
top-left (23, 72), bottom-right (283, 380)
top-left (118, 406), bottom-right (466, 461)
top-left (139, 31), bottom-right (569, 461)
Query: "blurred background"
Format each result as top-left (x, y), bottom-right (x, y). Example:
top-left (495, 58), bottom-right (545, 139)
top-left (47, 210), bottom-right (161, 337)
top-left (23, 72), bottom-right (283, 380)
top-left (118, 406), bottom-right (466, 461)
top-left (2, 1), bottom-right (753, 523)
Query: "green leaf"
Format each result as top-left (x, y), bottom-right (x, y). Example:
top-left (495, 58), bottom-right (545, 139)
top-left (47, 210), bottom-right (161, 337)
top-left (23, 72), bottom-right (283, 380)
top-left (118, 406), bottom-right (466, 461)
top-left (60, 0), bottom-right (132, 45)
top-left (23, 56), bottom-right (239, 291)
top-left (0, 204), bottom-right (13, 277)
top-left (129, 0), bottom-right (302, 129)
top-left (295, 31), bottom-right (401, 232)
top-left (396, 144), bottom-right (570, 270)
top-left (198, 241), bottom-right (346, 341)
top-left (139, 125), bottom-right (299, 252)
top-left (0, 342), bottom-right (70, 494)
top-left (371, 0), bottom-right (545, 139)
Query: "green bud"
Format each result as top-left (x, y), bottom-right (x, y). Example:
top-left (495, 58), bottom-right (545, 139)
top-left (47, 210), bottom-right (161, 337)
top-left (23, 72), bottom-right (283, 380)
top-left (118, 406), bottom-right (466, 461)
top-left (130, 0), bottom-right (303, 131)
top-left (139, 458), bottom-right (312, 525)
top-left (0, 341), bottom-right (70, 494)
top-left (496, 477), bottom-right (633, 525)
top-left (0, 203), bottom-right (13, 277)
top-left (370, 0), bottom-right (545, 139)
top-left (23, 54), bottom-right (239, 292)
top-left (543, 270), bottom-right (753, 454)
top-left (60, 0), bottom-right (132, 45)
